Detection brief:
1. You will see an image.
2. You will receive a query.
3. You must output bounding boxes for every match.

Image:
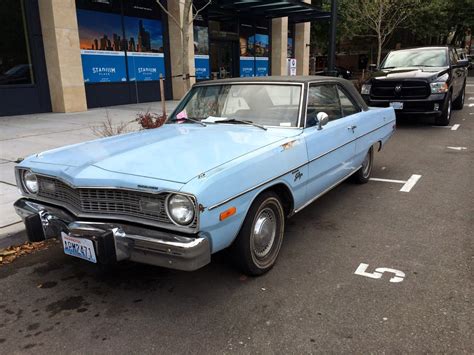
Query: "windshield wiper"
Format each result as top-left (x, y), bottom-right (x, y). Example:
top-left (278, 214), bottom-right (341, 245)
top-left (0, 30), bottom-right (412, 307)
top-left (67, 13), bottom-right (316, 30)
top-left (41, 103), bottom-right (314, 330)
top-left (172, 117), bottom-right (207, 127)
top-left (213, 119), bottom-right (267, 131)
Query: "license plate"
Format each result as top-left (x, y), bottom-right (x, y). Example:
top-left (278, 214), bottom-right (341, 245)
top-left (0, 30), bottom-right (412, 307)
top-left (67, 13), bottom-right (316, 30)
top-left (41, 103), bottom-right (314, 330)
top-left (61, 232), bottom-right (97, 263)
top-left (390, 102), bottom-right (404, 110)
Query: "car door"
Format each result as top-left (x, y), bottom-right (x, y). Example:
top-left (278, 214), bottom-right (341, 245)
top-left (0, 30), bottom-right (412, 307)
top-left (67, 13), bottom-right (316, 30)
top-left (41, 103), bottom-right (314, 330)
top-left (449, 48), bottom-right (464, 98)
top-left (301, 83), bottom-right (359, 203)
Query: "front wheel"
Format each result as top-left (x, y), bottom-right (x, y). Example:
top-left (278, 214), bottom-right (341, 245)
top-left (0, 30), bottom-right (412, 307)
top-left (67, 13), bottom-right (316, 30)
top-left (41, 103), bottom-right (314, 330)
top-left (435, 92), bottom-right (452, 126)
top-left (231, 191), bottom-right (285, 276)
top-left (352, 147), bottom-right (373, 184)
top-left (452, 82), bottom-right (465, 110)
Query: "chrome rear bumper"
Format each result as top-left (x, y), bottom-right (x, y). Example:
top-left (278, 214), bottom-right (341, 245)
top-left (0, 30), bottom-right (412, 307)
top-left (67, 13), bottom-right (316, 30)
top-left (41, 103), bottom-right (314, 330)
top-left (14, 198), bottom-right (210, 271)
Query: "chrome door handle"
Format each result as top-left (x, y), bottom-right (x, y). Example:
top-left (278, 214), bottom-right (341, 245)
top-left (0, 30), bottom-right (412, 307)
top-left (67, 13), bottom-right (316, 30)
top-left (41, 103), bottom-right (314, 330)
top-left (347, 125), bottom-right (357, 132)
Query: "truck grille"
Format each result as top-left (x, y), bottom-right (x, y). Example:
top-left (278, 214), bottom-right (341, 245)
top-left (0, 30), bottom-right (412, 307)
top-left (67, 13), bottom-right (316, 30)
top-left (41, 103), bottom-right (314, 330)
top-left (371, 81), bottom-right (430, 100)
top-left (36, 176), bottom-right (197, 228)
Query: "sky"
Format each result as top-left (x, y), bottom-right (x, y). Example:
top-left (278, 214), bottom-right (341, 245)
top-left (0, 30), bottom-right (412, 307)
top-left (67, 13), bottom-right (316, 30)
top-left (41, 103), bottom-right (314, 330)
top-left (77, 9), bottom-right (163, 51)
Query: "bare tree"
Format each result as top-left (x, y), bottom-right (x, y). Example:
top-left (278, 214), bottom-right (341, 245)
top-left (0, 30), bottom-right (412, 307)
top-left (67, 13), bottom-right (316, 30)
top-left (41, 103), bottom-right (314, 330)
top-left (345, 0), bottom-right (417, 66)
top-left (155, 0), bottom-right (212, 92)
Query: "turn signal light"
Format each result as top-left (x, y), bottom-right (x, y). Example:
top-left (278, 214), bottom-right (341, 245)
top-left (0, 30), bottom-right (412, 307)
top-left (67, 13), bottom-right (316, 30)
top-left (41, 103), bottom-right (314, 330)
top-left (219, 207), bottom-right (236, 221)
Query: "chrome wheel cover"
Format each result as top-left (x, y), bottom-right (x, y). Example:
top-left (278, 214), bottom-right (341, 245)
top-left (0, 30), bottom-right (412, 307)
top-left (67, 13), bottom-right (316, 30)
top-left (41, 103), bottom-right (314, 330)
top-left (251, 207), bottom-right (277, 259)
top-left (447, 98), bottom-right (451, 121)
top-left (361, 150), bottom-right (372, 178)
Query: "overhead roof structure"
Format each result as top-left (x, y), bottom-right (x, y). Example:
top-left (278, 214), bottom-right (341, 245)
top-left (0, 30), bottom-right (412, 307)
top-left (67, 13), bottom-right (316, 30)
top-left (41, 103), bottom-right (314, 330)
top-left (201, 0), bottom-right (331, 23)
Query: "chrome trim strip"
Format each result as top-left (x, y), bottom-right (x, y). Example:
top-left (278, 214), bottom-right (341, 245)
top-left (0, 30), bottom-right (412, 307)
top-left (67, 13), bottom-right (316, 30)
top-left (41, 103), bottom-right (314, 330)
top-left (14, 168), bottom-right (200, 234)
top-left (208, 120), bottom-right (394, 211)
top-left (208, 164), bottom-right (306, 211)
top-left (293, 167), bottom-right (361, 214)
top-left (308, 120), bottom-right (395, 164)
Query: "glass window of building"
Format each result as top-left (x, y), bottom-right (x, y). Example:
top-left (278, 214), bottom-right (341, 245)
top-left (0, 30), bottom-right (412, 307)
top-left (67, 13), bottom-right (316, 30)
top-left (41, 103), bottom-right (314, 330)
top-left (0, 0), bottom-right (34, 86)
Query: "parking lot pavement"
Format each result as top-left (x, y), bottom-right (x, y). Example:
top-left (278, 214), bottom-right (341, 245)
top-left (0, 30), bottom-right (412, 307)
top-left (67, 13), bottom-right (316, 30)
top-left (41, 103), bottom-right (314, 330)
top-left (0, 89), bottom-right (473, 353)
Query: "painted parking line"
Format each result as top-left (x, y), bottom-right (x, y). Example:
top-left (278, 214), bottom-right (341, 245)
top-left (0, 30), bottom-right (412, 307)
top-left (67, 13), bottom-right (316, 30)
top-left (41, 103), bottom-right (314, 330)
top-left (431, 125), bottom-right (460, 130)
top-left (370, 174), bottom-right (422, 192)
top-left (400, 174), bottom-right (422, 192)
top-left (370, 177), bottom-right (407, 184)
top-left (354, 263), bottom-right (405, 283)
top-left (447, 146), bottom-right (467, 151)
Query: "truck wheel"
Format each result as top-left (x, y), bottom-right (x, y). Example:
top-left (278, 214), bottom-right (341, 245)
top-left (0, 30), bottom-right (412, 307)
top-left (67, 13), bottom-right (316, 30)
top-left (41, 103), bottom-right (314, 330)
top-left (435, 92), bottom-right (452, 126)
top-left (352, 147), bottom-right (373, 184)
top-left (231, 191), bottom-right (285, 276)
top-left (452, 83), bottom-right (465, 110)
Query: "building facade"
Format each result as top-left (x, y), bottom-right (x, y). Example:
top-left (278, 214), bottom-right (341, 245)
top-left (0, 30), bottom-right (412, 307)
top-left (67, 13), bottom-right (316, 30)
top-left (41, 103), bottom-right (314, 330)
top-left (0, 0), bottom-right (328, 116)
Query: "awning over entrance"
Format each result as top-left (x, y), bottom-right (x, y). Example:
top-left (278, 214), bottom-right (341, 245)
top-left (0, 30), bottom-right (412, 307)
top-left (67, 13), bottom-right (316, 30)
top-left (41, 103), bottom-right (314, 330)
top-left (203, 0), bottom-right (331, 23)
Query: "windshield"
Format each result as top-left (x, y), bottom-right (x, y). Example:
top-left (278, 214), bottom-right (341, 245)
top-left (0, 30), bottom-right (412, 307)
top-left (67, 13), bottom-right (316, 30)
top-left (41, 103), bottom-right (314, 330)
top-left (169, 84), bottom-right (302, 127)
top-left (381, 49), bottom-right (448, 68)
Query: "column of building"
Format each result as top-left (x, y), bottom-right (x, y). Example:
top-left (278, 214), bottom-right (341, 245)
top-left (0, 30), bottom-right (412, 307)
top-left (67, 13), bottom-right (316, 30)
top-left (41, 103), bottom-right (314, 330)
top-left (38, 0), bottom-right (87, 113)
top-left (271, 17), bottom-right (288, 76)
top-left (167, 1), bottom-right (196, 100)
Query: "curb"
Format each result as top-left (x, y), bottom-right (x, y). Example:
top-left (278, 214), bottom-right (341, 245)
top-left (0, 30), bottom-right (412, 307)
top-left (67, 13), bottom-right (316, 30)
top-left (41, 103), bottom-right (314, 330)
top-left (0, 225), bottom-right (27, 249)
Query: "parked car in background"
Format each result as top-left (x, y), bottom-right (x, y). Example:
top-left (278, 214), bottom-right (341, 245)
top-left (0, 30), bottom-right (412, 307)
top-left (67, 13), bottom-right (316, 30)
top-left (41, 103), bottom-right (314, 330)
top-left (361, 46), bottom-right (469, 125)
top-left (14, 77), bottom-right (396, 276)
top-left (456, 48), bottom-right (472, 69)
top-left (316, 66), bottom-right (352, 79)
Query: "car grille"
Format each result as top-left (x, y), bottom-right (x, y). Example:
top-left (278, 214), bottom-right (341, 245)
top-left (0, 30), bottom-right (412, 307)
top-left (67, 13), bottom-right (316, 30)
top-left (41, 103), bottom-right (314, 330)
top-left (371, 81), bottom-right (430, 100)
top-left (36, 176), bottom-right (197, 228)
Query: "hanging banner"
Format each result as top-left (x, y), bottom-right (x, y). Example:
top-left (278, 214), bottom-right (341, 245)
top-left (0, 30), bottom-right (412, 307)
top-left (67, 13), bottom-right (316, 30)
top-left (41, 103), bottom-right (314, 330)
top-left (240, 57), bottom-right (255, 77)
top-left (127, 52), bottom-right (165, 81)
top-left (77, 9), bottom-right (127, 83)
top-left (195, 55), bottom-right (210, 80)
top-left (81, 50), bottom-right (127, 83)
top-left (124, 16), bottom-right (165, 81)
top-left (194, 25), bottom-right (210, 80)
top-left (255, 57), bottom-right (269, 76)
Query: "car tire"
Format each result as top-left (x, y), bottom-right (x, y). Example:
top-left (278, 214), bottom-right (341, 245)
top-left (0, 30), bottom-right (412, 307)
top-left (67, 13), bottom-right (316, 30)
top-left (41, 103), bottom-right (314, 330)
top-left (435, 92), bottom-right (452, 126)
top-left (231, 191), bottom-right (285, 276)
top-left (352, 147), bottom-right (373, 184)
top-left (452, 82), bottom-right (466, 110)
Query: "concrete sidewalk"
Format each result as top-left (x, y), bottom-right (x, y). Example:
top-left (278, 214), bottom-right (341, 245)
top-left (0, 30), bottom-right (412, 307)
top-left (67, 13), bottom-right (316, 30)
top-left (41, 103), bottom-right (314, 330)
top-left (0, 100), bottom-right (179, 246)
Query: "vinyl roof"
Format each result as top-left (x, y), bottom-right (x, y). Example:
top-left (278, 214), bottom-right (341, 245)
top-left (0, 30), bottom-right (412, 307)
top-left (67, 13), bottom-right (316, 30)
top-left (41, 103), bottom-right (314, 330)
top-left (194, 75), bottom-right (347, 84)
top-left (203, 0), bottom-right (331, 23)
top-left (193, 76), bottom-right (369, 111)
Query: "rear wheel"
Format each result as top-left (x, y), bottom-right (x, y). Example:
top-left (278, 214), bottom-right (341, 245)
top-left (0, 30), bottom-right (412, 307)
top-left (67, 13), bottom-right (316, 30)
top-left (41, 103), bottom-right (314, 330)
top-left (435, 92), bottom-right (452, 126)
top-left (452, 82), bottom-right (465, 110)
top-left (352, 147), bottom-right (373, 184)
top-left (231, 191), bottom-right (285, 276)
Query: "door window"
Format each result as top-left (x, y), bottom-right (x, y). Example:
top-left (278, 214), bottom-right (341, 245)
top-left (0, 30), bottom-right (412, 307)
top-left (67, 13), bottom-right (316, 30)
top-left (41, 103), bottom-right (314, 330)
top-left (337, 87), bottom-right (360, 117)
top-left (306, 84), bottom-right (342, 127)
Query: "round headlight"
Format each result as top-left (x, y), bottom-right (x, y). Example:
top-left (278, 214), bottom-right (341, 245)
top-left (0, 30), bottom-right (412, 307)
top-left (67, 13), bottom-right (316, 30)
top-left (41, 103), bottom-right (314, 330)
top-left (23, 170), bottom-right (38, 194)
top-left (166, 194), bottom-right (195, 226)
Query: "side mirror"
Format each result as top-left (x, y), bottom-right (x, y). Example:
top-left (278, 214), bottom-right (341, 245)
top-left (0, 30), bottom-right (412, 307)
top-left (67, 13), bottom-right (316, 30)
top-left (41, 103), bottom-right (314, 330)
top-left (316, 112), bottom-right (329, 130)
top-left (452, 59), bottom-right (469, 68)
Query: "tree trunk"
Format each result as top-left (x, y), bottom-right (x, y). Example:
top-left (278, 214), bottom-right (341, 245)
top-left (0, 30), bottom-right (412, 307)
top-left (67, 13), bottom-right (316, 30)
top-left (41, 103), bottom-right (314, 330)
top-left (377, 34), bottom-right (382, 66)
top-left (181, 0), bottom-right (193, 91)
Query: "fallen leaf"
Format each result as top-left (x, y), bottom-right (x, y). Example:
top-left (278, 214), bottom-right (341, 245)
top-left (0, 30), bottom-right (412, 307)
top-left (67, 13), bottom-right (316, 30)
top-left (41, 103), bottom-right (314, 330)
top-left (0, 250), bottom-right (16, 256)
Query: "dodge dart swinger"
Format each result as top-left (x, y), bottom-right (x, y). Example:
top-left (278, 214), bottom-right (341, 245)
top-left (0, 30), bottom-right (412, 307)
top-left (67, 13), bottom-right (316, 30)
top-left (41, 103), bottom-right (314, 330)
top-left (14, 76), bottom-right (396, 275)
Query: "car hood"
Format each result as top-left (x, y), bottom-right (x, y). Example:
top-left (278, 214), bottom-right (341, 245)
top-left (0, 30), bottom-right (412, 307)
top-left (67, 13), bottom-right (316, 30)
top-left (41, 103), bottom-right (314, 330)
top-left (29, 124), bottom-right (300, 184)
top-left (371, 67), bottom-right (448, 81)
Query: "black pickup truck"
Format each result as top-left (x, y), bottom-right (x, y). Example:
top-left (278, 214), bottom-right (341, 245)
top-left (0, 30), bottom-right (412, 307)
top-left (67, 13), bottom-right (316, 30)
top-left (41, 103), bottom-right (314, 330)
top-left (361, 46), bottom-right (469, 125)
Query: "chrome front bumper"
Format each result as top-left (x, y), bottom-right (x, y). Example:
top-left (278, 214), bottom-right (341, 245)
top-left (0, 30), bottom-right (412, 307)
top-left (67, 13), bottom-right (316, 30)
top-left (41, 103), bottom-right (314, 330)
top-left (14, 198), bottom-right (211, 271)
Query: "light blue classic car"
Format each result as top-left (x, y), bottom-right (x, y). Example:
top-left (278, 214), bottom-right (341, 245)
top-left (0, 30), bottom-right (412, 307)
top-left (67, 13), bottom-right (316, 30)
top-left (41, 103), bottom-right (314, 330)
top-left (14, 76), bottom-right (396, 275)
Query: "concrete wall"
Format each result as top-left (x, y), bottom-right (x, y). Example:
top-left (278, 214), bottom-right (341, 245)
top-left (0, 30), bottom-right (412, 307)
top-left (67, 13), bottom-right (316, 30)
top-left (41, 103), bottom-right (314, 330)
top-left (271, 17), bottom-right (288, 76)
top-left (295, 0), bottom-right (311, 75)
top-left (38, 0), bottom-right (87, 113)
top-left (167, 0), bottom-right (196, 100)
